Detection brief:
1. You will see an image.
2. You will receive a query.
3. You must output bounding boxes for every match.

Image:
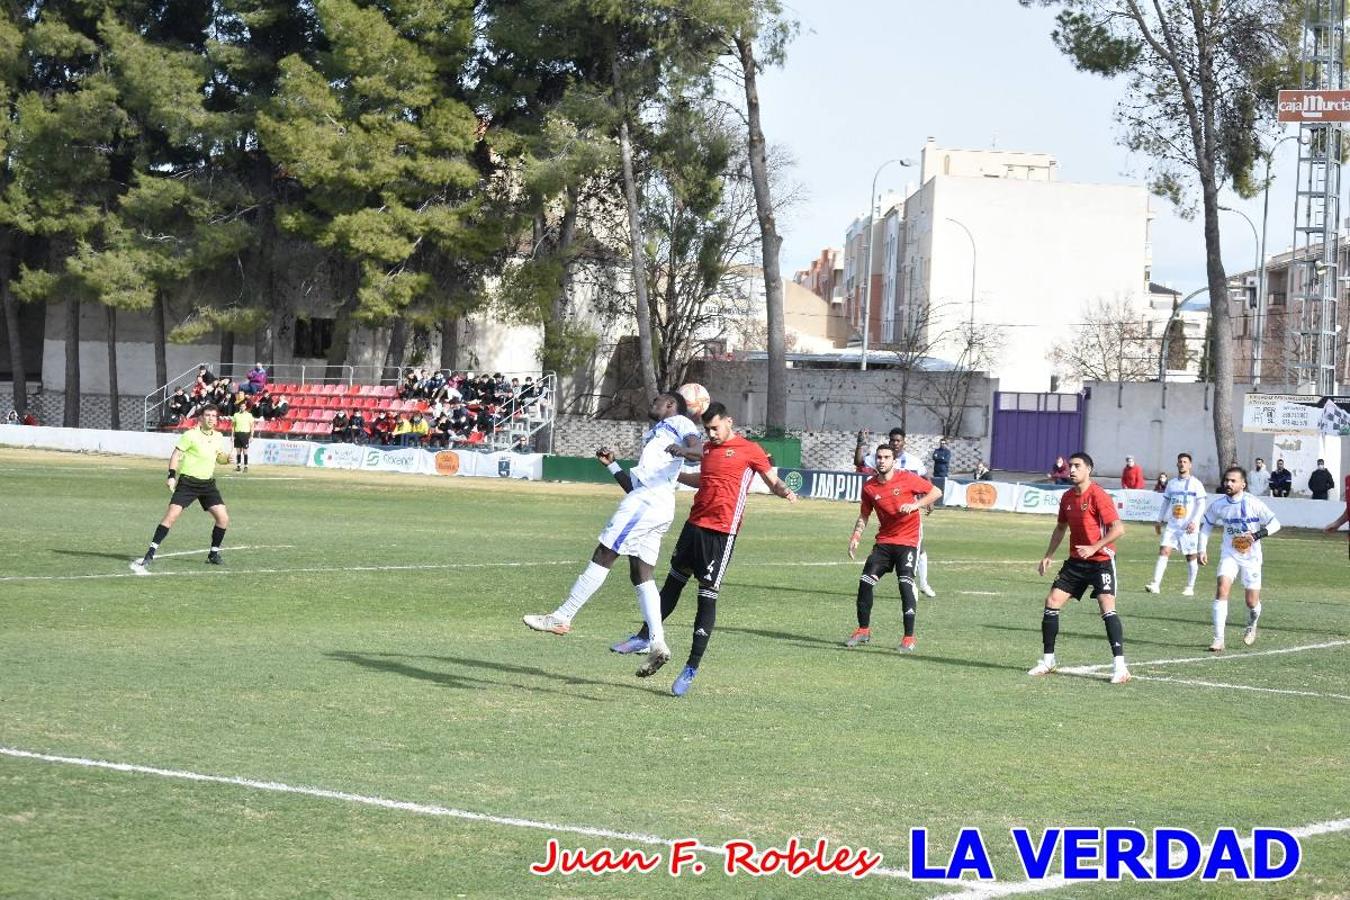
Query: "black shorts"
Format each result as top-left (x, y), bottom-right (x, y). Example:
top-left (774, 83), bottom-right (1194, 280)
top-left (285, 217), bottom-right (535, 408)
top-left (670, 522), bottom-right (736, 589)
top-left (233, 433), bottom-right (252, 449)
top-left (1052, 558), bottom-right (1118, 600)
top-left (862, 543), bottom-right (918, 582)
top-left (171, 475), bottom-right (225, 511)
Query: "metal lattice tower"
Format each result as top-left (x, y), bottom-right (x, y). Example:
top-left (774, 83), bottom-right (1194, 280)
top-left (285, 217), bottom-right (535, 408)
top-left (1290, 0), bottom-right (1345, 394)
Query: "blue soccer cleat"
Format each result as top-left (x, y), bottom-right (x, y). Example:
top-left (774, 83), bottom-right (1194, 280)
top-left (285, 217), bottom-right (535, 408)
top-left (671, 665), bottom-right (698, 697)
top-left (610, 634), bottom-right (650, 654)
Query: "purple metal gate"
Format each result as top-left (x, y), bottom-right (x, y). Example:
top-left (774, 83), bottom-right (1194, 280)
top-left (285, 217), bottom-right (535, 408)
top-left (989, 392), bottom-right (1087, 473)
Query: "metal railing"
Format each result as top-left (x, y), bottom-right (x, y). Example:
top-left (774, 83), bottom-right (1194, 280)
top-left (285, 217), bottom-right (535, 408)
top-left (483, 372), bottom-right (557, 453)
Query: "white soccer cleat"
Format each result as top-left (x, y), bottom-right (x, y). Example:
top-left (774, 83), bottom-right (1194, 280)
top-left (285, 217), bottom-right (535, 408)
top-left (1110, 668), bottom-right (1132, 684)
top-left (635, 640), bottom-right (672, 678)
top-left (1208, 640), bottom-right (1225, 653)
top-left (1027, 661), bottom-right (1057, 677)
top-left (129, 559), bottom-right (150, 576)
top-left (1181, 586), bottom-right (1195, 597)
top-left (522, 613), bottom-right (571, 635)
top-left (1242, 625), bottom-right (1258, 646)
top-left (1143, 582), bottom-right (1160, 594)
top-left (919, 584), bottom-right (936, 598)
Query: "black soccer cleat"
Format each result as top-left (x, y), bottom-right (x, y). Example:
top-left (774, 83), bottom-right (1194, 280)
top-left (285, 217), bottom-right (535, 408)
top-left (206, 551), bottom-right (223, 565)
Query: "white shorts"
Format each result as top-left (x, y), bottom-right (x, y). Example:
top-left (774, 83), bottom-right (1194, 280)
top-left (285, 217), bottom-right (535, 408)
top-left (597, 492), bottom-right (674, 567)
top-left (1216, 554), bottom-right (1262, 590)
top-left (1160, 524), bottom-right (1200, 555)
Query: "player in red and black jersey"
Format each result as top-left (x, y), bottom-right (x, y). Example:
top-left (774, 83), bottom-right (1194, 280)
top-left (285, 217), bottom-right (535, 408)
top-left (614, 401), bottom-right (798, 697)
top-left (845, 445), bottom-right (942, 652)
top-left (1028, 451), bottom-right (1132, 684)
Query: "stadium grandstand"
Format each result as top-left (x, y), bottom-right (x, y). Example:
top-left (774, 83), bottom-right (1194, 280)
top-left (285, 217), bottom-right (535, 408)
top-left (143, 365), bottom-right (555, 452)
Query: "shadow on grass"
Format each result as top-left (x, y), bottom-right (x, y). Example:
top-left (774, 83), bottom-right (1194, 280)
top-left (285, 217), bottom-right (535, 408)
top-left (979, 622), bottom-right (1194, 651)
top-left (717, 625), bottom-right (845, 649)
top-left (721, 580), bottom-right (853, 600)
top-left (1125, 610), bottom-right (1335, 636)
top-left (715, 625), bottom-right (1030, 673)
top-left (328, 650), bottom-right (658, 700)
top-left (49, 548), bottom-right (138, 562)
top-left (325, 651), bottom-right (634, 702)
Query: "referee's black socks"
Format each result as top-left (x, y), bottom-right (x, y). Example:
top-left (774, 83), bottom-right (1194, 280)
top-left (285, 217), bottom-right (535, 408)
top-left (144, 524), bottom-right (171, 561)
top-left (211, 526), bottom-right (227, 553)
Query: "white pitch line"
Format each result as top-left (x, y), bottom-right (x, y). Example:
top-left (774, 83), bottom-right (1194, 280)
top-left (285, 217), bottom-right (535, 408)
top-left (931, 816), bottom-right (1350, 900)
top-left (1126, 674), bottom-right (1350, 703)
top-left (0, 746), bottom-right (939, 885)
top-left (0, 560), bottom-right (579, 583)
top-left (149, 544), bottom-right (296, 560)
top-left (955, 591), bottom-right (1002, 596)
top-left (785, 560), bottom-right (1030, 568)
top-left (1059, 640), bottom-right (1350, 675)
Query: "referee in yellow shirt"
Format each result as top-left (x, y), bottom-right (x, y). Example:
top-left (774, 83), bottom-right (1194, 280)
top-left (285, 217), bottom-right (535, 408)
top-left (130, 404), bottom-right (232, 574)
top-left (232, 404), bottom-right (256, 472)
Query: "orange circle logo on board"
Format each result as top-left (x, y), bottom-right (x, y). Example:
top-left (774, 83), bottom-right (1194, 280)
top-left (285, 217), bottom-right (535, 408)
top-left (434, 451), bottom-right (460, 476)
top-left (966, 483), bottom-right (997, 509)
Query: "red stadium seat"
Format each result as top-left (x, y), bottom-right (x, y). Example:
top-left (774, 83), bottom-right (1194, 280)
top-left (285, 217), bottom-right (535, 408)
top-left (376, 385), bottom-right (397, 398)
top-left (357, 385), bottom-right (377, 396)
top-left (308, 409), bottom-right (327, 421)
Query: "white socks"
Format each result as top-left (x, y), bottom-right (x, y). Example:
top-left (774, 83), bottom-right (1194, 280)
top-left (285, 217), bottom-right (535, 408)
top-left (917, 551), bottom-right (930, 590)
top-left (1113, 655), bottom-right (1128, 672)
top-left (554, 561), bottom-right (609, 623)
top-left (1247, 602), bottom-right (1262, 628)
top-left (1151, 556), bottom-right (1168, 585)
top-left (636, 580), bottom-right (664, 645)
top-left (1212, 599), bottom-right (1228, 644)
top-left (1186, 559), bottom-right (1199, 588)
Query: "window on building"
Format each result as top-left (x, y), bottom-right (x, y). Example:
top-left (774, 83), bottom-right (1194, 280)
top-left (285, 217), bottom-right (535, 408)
top-left (293, 316), bottom-right (335, 358)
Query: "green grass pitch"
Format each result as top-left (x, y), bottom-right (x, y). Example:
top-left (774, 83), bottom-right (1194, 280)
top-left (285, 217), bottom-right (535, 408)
top-left (1, 448), bottom-right (1348, 898)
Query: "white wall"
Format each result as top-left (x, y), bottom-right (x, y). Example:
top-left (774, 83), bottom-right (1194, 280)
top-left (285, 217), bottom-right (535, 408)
top-left (904, 176), bottom-right (1150, 392)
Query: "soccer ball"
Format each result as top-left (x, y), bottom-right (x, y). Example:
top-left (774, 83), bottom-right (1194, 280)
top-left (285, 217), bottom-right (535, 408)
top-left (216, 451), bottom-right (232, 465)
top-left (678, 383), bottom-right (711, 417)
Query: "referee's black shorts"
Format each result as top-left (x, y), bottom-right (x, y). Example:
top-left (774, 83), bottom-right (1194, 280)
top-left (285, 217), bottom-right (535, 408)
top-left (233, 432), bottom-right (252, 449)
top-left (171, 475), bottom-right (225, 510)
top-left (1052, 558), bottom-right (1118, 600)
top-left (670, 522), bottom-right (735, 590)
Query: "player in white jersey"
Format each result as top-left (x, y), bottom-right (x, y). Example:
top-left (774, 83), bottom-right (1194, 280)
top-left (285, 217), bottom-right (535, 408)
top-left (1144, 452), bottom-right (1207, 596)
top-left (1197, 466), bottom-right (1281, 652)
top-left (855, 428), bottom-right (937, 597)
top-left (524, 392), bottom-right (701, 677)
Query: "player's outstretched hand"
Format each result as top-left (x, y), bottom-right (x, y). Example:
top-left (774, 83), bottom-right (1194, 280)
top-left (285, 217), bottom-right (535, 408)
top-left (899, 502), bottom-right (919, 515)
top-left (665, 442), bottom-right (683, 457)
top-left (1154, 521), bottom-right (1163, 535)
top-left (166, 476), bottom-right (177, 492)
top-left (784, 490), bottom-right (798, 504)
top-left (1073, 544), bottom-right (1095, 560)
top-left (1185, 522), bottom-right (1198, 534)
top-left (848, 535), bottom-right (859, 560)
top-left (595, 447), bottom-right (615, 465)
top-left (1037, 556), bottom-right (1053, 577)
top-left (1198, 550), bottom-right (1208, 567)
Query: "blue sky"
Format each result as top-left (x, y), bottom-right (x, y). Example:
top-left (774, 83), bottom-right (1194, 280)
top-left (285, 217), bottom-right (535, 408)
top-left (755, 0), bottom-right (1302, 299)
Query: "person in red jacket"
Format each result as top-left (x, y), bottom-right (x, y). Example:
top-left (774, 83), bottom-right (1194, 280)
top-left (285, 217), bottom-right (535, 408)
top-left (1325, 474), bottom-right (1350, 559)
top-left (1120, 455), bottom-right (1145, 489)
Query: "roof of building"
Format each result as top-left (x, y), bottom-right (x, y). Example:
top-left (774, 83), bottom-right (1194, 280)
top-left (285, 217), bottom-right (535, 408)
top-left (1149, 282), bottom-right (1182, 296)
top-left (735, 349), bottom-right (969, 371)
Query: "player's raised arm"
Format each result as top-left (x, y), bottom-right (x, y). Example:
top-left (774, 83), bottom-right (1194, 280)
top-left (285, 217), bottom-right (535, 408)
top-left (677, 471), bottom-right (701, 489)
top-left (666, 432), bottom-right (703, 461)
top-left (596, 448), bottom-right (634, 494)
top-left (853, 430), bottom-right (869, 469)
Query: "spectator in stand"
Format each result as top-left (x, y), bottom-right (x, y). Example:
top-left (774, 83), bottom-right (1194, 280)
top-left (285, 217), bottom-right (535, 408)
top-left (349, 409), bottom-right (366, 443)
top-left (1154, 472), bottom-right (1169, 493)
top-left (372, 411), bottom-right (395, 445)
top-left (166, 387), bottom-right (193, 424)
top-left (21, 410), bottom-right (39, 426)
top-left (520, 376), bottom-right (537, 400)
top-left (332, 409), bottom-right (350, 441)
top-left (392, 413), bottom-right (412, 445)
top-left (509, 377), bottom-right (522, 399)
top-left (972, 460), bottom-right (992, 481)
top-left (511, 435), bottom-right (532, 453)
top-left (1120, 455), bottom-right (1145, 489)
top-left (193, 365), bottom-right (215, 397)
top-left (1248, 458), bottom-right (1271, 496)
top-left (426, 397), bottom-right (445, 420)
top-left (422, 369), bottom-right (447, 398)
top-left (1270, 459), bottom-right (1292, 498)
top-left (448, 399), bottom-right (470, 434)
top-left (442, 378), bottom-right (463, 403)
top-left (5, 408), bottom-right (18, 424)
top-left (242, 362), bottom-right (268, 395)
top-left (1309, 459), bottom-right (1335, 500)
top-left (1048, 455), bottom-right (1071, 485)
top-left (458, 375), bottom-right (478, 403)
top-left (255, 391), bottom-right (275, 419)
top-left (272, 394), bottom-right (291, 421)
top-left (397, 369), bottom-right (419, 400)
top-left (406, 411), bottom-right (430, 446)
top-left (427, 413), bottom-right (452, 448)
top-left (475, 403), bottom-right (495, 435)
top-left (493, 373), bottom-right (511, 402)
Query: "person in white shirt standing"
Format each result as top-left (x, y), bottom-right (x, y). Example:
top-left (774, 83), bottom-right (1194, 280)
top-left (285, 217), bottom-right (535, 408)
top-left (1247, 457), bottom-right (1271, 496)
top-left (855, 428), bottom-right (937, 597)
top-left (1198, 466), bottom-right (1281, 651)
top-left (1144, 452), bottom-right (1207, 596)
top-left (523, 392), bottom-right (701, 678)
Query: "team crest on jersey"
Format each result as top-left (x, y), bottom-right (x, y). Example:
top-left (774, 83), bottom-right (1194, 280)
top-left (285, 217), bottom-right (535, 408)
top-left (725, 449), bottom-right (735, 457)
